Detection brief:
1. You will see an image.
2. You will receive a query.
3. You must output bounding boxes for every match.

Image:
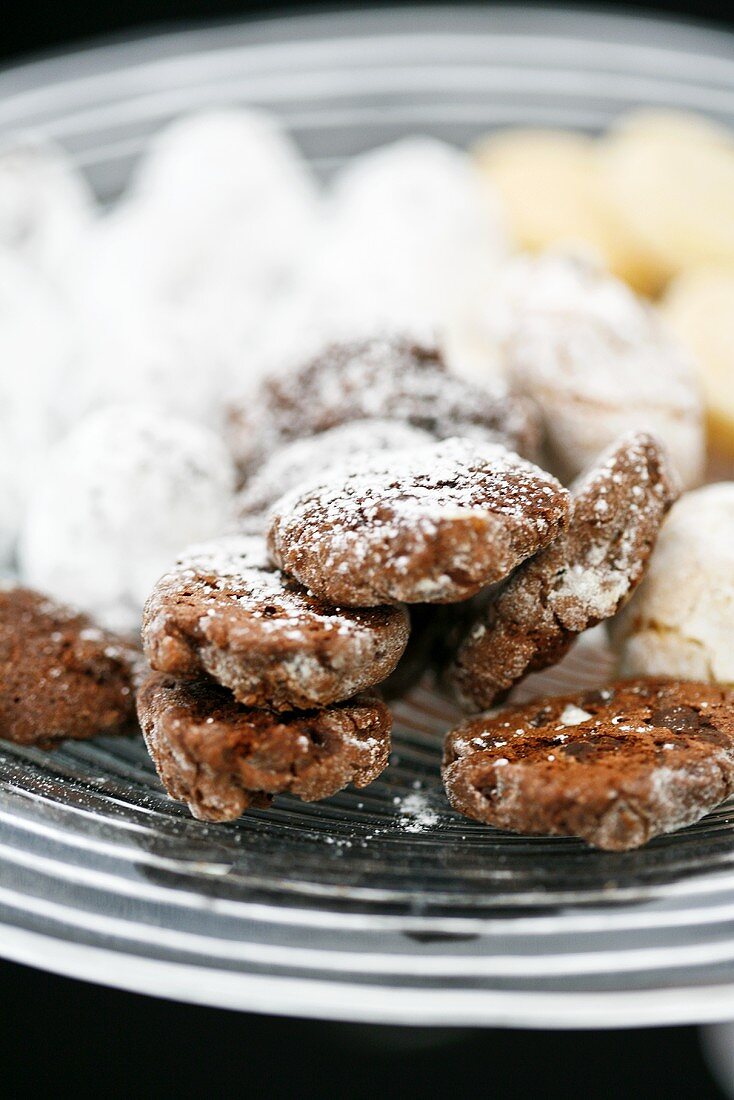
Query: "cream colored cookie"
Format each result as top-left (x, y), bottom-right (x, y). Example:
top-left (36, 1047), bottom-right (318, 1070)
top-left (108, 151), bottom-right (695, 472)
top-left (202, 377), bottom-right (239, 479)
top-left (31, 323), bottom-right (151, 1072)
top-left (600, 109), bottom-right (734, 279)
top-left (474, 128), bottom-right (661, 293)
top-left (484, 253), bottom-right (705, 487)
top-left (610, 483), bottom-right (734, 683)
top-left (663, 267), bottom-right (734, 456)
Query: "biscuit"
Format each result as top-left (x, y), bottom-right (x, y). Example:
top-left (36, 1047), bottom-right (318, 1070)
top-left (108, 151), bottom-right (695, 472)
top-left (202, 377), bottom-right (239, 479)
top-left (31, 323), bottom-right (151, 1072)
top-left (237, 419), bottom-right (432, 522)
top-left (0, 585), bottom-right (140, 746)
top-left (484, 252), bottom-right (705, 488)
top-left (662, 267), bottom-right (734, 456)
top-left (227, 336), bottom-right (541, 475)
top-left (450, 433), bottom-right (680, 711)
top-left (268, 437), bottom-right (569, 607)
top-left (442, 679), bottom-right (734, 851)
top-left (143, 535), bottom-right (409, 711)
top-left (138, 672), bottom-right (392, 822)
top-left (610, 483), bottom-right (734, 684)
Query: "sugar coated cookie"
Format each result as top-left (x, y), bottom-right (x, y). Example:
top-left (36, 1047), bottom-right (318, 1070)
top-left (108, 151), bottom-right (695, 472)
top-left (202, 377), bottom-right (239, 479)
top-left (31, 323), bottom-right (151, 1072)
top-left (0, 586), bottom-right (140, 746)
top-left (138, 672), bottom-right (391, 821)
top-left (268, 437), bottom-right (569, 606)
top-left (450, 432), bottom-right (680, 710)
top-left (143, 534), bottom-right (409, 711)
top-left (443, 679), bottom-right (734, 851)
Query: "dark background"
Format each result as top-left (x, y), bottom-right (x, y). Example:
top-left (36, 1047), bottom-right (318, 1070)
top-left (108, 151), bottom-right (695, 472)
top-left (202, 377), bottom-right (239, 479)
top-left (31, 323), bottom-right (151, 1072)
top-left (1, 2), bottom-right (732, 1096)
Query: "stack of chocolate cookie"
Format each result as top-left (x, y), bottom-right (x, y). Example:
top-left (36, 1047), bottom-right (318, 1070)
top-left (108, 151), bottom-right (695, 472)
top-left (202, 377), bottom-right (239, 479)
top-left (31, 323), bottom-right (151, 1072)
top-left (136, 335), bottom-right (733, 851)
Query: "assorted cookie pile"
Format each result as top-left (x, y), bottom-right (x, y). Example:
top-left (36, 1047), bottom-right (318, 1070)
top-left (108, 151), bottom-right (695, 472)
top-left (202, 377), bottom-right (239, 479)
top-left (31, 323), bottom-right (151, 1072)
top-left (2, 106), bottom-right (734, 853)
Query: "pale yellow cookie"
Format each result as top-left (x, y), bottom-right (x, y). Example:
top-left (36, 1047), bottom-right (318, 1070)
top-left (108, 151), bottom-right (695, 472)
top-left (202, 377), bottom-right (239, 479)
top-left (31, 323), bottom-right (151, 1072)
top-left (600, 109), bottom-right (734, 280)
top-left (663, 267), bottom-right (734, 455)
top-left (474, 128), bottom-right (661, 293)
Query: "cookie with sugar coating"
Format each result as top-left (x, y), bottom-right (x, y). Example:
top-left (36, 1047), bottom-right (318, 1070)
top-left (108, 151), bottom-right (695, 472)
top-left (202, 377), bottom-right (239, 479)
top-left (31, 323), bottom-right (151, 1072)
top-left (443, 678), bottom-right (734, 851)
top-left (610, 483), bottom-right (734, 684)
top-left (268, 437), bottom-right (569, 607)
top-left (449, 432), bottom-right (680, 711)
top-left (143, 534), bottom-right (409, 711)
top-left (138, 672), bottom-right (392, 822)
top-left (484, 252), bottom-right (705, 488)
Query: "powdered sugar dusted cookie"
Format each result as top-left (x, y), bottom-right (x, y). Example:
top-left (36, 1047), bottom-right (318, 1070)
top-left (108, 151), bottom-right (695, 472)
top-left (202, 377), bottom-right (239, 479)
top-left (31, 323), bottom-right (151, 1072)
top-left (442, 679), bottom-right (734, 851)
top-left (610, 483), bottom-right (734, 683)
top-left (138, 672), bottom-right (392, 822)
top-left (450, 433), bottom-right (680, 711)
top-left (268, 437), bottom-right (569, 606)
top-left (228, 337), bottom-right (540, 475)
top-left (143, 535), bottom-right (409, 711)
top-left (19, 405), bottom-right (236, 632)
top-left (484, 253), bottom-right (704, 487)
top-left (237, 419), bottom-right (432, 522)
top-left (0, 586), bottom-right (140, 746)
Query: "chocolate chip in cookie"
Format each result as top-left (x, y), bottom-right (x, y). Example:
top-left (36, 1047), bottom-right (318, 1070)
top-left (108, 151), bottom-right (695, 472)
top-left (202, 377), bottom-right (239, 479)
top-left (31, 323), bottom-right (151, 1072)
top-left (143, 535), bottom-right (409, 711)
top-left (138, 672), bottom-right (392, 822)
top-left (0, 585), bottom-right (141, 746)
top-left (442, 678), bottom-right (734, 850)
top-left (268, 437), bottom-right (569, 607)
top-left (449, 432), bottom-right (680, 711)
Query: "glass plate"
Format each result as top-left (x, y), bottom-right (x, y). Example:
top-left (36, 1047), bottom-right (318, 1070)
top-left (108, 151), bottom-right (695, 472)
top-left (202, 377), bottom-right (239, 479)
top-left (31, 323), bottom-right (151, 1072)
top-left (2, 6), bottom-right (734, 1027)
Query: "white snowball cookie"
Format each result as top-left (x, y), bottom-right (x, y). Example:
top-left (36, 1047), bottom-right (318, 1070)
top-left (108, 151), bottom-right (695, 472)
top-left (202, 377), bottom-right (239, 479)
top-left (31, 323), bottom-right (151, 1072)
top-left (20, 406), bottom-right (237, 632)
top-left (307, 137), bottom-right (507, 364)
top-left (484, 252), bottom-right (705, 487)
top-left (610, 484), bottom-right (734, 683)
top-left (0, 252), bottom-right (78, 567)
top-left (0, 135), bottom-right (95, 285)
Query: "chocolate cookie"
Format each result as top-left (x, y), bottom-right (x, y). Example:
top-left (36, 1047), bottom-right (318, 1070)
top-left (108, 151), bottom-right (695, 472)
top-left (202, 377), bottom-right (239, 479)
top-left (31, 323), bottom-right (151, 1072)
top-left (442, 679), bottom-right (734, 851)
top-left (0, 585), bottom-right (140, 746)
top-left (237, 418), bottom-right (433, 521)
top-left (268, 437), bottom-right (569, 607)
top-left (228, 337), bottom-right (541, 474)
top-left (143, 535), bottom-right (409, 711)
top-left (138, 672), bottom-right (392, 822)
top-left (449, 433), bottom-right (680, 711)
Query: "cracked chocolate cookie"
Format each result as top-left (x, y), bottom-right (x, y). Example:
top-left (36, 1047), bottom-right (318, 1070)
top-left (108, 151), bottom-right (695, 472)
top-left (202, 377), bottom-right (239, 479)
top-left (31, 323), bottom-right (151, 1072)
top-left (228, 336), bottom-right (541, 474)
top-left (138, 672), bottom-right (392, 821)
top-left (442, 679), bottom-right (734, 851)
top-left (449, 433), bottom-right (680, 711)
top-left (0, 585), bottom-right (140, 746)
top-left (268, 437), bottom-right (569, 607)
top-left (143, 535), bottom-right (409, 711)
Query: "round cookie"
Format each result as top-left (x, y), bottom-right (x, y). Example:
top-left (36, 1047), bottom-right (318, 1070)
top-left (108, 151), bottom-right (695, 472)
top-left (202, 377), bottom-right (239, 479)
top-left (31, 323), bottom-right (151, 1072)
top-left (268, 437), bottom-right (569, 607)
top-left (0, 585), bottom-right (141, 747)
top-left (138, 672), bottom-right (392, 822)
top-left (442, 679), bottom-right (734, 851)
top-left (484, 252), bottom-right (705, 487)
top-left (610, 483), bottom-right (734, 684)
top-left (143, 535), bottom-right (409, 711)
top-left (19, 405), bottom-right (236, 632)
top-left (237, 419), bottom-right (432, 522)
top-left (450, 433), bottom-right (680, 711)
top-left (227, 336), bottom-right (541, 475)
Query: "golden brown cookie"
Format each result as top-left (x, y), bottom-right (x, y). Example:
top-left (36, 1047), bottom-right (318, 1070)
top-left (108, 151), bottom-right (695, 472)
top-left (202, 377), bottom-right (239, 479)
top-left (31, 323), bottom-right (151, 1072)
top-left (442, 679), bottom-right (734, 851)
top-left (0, 585), bottom-right (140, 746)
top-left (138, 672), bottom-right (392, 822)
top-left (268, 437), bottom-right (569, 607)
top-left (449, 433), bottom-right (680, 711)
top-left (143, 535), bottom-right (409, 711)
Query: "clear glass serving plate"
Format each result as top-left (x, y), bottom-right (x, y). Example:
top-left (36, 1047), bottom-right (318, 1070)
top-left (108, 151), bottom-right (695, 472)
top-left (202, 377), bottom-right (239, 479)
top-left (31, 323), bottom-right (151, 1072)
top-left (2, 6), bottom-right (734, 1027)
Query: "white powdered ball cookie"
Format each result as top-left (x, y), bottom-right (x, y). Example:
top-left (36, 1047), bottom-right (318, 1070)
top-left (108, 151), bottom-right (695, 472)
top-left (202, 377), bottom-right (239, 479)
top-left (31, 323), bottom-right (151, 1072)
top-left (19, 406), bottom-right (236, 632)
top-left (610, 484), bottom-right (734, 683)
top-left (308, 137), bottom-right (506, 351)
top-left (0, 136), bottom-right (95, 284)
top-left (485, 253), bottom-right (705, 487)
top-left (0, 253), bottom-right (78, 567)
